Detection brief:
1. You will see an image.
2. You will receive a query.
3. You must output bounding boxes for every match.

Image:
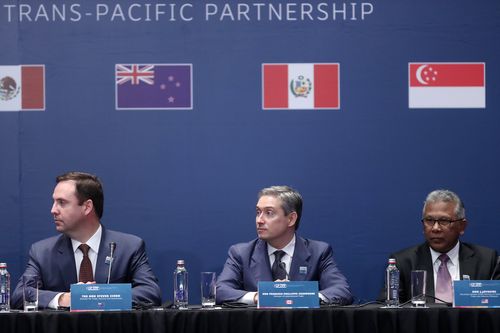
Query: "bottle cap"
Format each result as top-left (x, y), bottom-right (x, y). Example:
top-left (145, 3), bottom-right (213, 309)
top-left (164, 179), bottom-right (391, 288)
top-left (0, 263), bottom-right (6, 268)
top-left (177, 260), bottom-right (185, 265)
top-left (388, 258), bottom-right (396, 264)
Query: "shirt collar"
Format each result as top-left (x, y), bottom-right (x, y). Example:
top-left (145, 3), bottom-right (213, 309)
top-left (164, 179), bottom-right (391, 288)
top-left (267, 234), bottom-right (296, 258)
top-left (71, 225), bottom-right (102, 254)
top-left (430, 240), bottom-right (460, 266)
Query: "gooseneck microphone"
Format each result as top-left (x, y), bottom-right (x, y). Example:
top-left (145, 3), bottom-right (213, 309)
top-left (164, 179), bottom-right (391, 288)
top-left (106, 242), bottom-right (116, 284)
top-left (490, 256), bottom-right (500, 280)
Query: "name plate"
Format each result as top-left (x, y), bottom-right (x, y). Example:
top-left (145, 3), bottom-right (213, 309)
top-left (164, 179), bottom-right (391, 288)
top-left (70, 283), bottom-right (132, 312)
top-left (258, 281), bottom-right (319, 309)
top-left (453, 280), bottom-right (500, 308)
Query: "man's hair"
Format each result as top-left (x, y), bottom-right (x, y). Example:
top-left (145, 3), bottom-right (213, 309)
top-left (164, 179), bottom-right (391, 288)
top-left (423, 189), bottom-right (465, 219)
top-left (56, 172), bottom-right (104, 219)
top-left (258, 185), bottom-right (303, 230)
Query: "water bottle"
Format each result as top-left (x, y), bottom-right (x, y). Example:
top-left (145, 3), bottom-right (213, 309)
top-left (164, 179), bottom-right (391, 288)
top-left (0, 263), bottom-right (10, 312)
top-left (173, 260), bottom-right (188, 309)
top-left (385, 258), bottom-right (400, 307)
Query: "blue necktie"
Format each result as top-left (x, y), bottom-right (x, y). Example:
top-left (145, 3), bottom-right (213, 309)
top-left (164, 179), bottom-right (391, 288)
top-left (272, 250), bottom-right (287, 280)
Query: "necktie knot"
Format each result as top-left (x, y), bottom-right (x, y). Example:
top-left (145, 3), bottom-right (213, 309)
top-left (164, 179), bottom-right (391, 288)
top-left (439, 254), bottom-right (450, 264)
top-left (79, 244), bottom-right (90, 257)
top-left (274, 250), bottom-right (286, 261)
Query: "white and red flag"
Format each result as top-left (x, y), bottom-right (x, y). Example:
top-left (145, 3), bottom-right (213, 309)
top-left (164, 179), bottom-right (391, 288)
top-left (0, 65), bottom-right (45, 111)
top-left (409, 62), bottom-right (485, 109)
top-left (262, 63), bottom-right (340, 110)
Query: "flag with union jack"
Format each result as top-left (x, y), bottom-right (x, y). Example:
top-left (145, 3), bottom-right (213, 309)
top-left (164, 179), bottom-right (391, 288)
top-left (115, 64), bottom-right (192, 110)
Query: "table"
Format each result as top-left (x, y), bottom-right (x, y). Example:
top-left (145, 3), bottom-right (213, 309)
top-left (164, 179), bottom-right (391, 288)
top-left (1, 304), bottom-right (500, 333)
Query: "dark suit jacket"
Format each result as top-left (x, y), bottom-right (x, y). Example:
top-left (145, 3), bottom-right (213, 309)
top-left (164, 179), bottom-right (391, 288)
top-left (380, 242), bottom-right (499, 303)
top-left (216, 235), bottom-right (353, 305)
top-left (12, 227), bottom-right (162, 309)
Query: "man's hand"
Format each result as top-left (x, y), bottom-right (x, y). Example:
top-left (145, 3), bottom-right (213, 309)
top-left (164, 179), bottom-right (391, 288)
top-left (58, 281), bottom-right (96, 307)
top-left (58, 292), bottom-right (71, 307)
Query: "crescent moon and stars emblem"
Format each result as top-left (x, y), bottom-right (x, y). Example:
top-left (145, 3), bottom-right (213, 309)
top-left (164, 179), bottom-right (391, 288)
top-left (416, 64), bottom-right (438, 85)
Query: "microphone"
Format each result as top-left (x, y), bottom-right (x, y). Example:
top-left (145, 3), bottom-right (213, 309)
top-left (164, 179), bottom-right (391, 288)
top-left (106, 242), bottom-right (116, 284)
top-left (490, 256), bottom-right (500, 280)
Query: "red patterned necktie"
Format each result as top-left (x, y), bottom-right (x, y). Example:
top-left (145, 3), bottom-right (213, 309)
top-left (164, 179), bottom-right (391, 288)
top-left (78, 244), bottom-right (94, 283)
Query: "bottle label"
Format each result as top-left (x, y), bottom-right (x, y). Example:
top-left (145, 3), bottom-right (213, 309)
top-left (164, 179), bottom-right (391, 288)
top-left (388, 272), bottom-right (399, 299)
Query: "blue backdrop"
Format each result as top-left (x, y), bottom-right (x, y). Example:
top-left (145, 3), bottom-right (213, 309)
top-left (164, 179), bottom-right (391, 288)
top-left (1, 0), bottom-right (500, 304)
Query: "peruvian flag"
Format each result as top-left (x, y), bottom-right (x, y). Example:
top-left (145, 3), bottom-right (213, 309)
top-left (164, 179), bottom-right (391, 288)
top-left (409, 62), bottom-right (485, 109)
top-left (262, 63), bottom-right (340, 110)
top-left (0, 65), bottom-right (45, 111)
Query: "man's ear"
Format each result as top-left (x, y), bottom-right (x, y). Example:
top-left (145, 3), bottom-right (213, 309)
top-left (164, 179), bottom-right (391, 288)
top-left (459, 219), bottom-right (468, 235)
top-left (288, 211), bottom-right (298, 228)
top-left (82, 199), bottom-right (94, 216)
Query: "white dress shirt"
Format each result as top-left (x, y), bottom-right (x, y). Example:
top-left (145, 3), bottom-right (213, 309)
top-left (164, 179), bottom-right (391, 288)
top-left (429, 241), bottom-right (461, 289)
top-left (267, 235), bottom-right (296, 277)
top-left (48, 225), bottom-right (102, 308)
top-left (71, 225), bottom-right (102, 280)
top-left (239, 235), bottom-right (296, 305)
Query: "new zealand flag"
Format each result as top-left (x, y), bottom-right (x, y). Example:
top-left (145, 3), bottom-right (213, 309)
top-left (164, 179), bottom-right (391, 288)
top-left (115, 64), bottom-right (192, 110)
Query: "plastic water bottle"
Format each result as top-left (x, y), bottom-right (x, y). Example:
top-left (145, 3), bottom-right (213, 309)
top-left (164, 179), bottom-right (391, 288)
top-left (173, 260), bottom-right (188, 309)
top-left (385, 258), bottom-right (400, 307)
top-left (0, 263), bottom-right (10, 312)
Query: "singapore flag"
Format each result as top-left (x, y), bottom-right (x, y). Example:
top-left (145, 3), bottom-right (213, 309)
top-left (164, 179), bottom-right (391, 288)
top-left (408, 62), bottom-right (485, 109)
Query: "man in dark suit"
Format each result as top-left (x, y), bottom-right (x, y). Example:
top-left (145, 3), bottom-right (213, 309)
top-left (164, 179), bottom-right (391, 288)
top-left (216, 186), bottom-right (352, 305)
top-left (383, 189), bottom-right (499, 304)
top-left (12, 172), bottom-right (162, 309)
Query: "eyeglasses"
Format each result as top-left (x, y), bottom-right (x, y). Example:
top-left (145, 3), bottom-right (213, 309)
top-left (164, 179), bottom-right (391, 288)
top-left (421, 217), bottom-right (464, 227)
